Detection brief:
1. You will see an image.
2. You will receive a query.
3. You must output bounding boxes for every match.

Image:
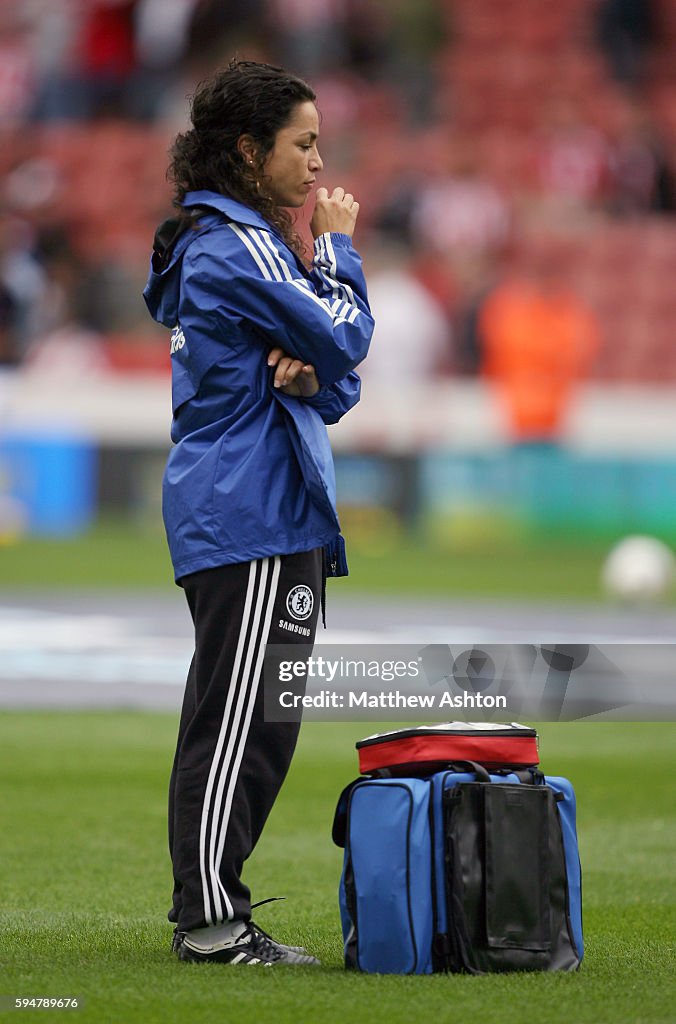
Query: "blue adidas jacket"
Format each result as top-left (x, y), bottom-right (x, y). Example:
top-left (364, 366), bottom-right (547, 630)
top-left (143, 190), bottom-right (374, 582)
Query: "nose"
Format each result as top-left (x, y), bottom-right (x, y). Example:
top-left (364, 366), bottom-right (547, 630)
top-left (310, 147), bottom-right (323, 173)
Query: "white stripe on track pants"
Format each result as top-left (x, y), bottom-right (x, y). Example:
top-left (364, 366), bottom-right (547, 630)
top-left (167, 547), bottom-right (323, 931)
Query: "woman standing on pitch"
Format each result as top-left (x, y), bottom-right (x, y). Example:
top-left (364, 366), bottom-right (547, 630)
top-left (144, 60), bottom-right (373, 967)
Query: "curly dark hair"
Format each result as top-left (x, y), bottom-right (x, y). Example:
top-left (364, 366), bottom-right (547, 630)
top-left (168, 59), bottom-right (316, 258)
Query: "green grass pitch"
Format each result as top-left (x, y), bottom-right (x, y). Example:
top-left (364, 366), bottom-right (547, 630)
top-left (0, 518), bottom-right (628, 600)
top-left (0, 714), bottom-right (673, 1023)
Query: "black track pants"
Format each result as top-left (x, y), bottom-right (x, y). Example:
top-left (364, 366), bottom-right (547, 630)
top-left (168, 548), bottom-right (323, 932)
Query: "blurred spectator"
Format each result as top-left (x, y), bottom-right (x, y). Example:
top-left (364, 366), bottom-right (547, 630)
top-left (24, 0), bottom-right (80, 122)
top-left (0, 279), bottom-right (19, 365)
top-left (386, 140), bottom-right (512, 263)
top-left (374, 174), bottom-right (419, 246)
top-left (595, 0), bottom-right (656, 90)
top-left (605, 97), bottom-right (675, 215)
top-left (532, 98), bottom-right (609, 215)
top-left (0, 213), bottom-right (47, 361)
top-left (0, 12), bottom-right (34, 126)
top-left (75, 0), bottom-right (137, 119)
top-left (478, 240), bottom-right (601, 443)
top-left (375, 0), bottom-right (445, 123)
top-left (413, 174), bottom-right (510, 259)
top-left (342, 0), bottom-right (390, 81)
top-left (23, 227), bottom-right (110, 376)
top-left (452, 254), bottom-right (502, 377)
top-left (265, 0), bottom-right (347, 78)
top-left (409, 244), bottom-right (459, 341)
top-left (130, 0), bottom-right (200, 121)
top-left (29, 0), bottom-right (139, 121)
top-left (185, 0), bottom-right (267, 74)
top-left (34, 225), bottom-right (145, 336)
top-left (358, 238), bottom-right (451, 385)
top-left (33, 228), bottom-right (88, 330)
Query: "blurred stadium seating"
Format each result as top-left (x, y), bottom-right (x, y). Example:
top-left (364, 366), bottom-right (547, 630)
top-left (1, 0), bottom-right (673, 384)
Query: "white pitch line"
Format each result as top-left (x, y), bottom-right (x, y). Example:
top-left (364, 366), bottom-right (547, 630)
top-left (0, 607), bottom-right (674, 694)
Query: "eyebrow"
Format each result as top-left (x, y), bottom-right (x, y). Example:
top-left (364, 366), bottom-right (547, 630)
top-left (296, 131), bottom-right (318, 141)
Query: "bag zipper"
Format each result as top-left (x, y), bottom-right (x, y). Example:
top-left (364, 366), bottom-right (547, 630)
top-left (442, 784), bottom-right (462, 972)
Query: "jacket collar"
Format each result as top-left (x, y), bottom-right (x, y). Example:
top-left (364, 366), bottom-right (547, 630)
top-left (182, 190), bottom-right (283, 238)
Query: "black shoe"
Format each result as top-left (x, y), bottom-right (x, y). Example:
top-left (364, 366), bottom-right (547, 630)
top-left (173, 918), bottom-right (309, 958)
top-left (250, 919), bottom-right (307, 955)
top-left (175, 924), bottom-right (320, 966)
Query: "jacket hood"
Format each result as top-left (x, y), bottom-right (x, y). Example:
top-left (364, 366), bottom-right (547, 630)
top-left (143, 216), bottom-right (200, 327)
top-left (143, 192), bottom-right (280, 328)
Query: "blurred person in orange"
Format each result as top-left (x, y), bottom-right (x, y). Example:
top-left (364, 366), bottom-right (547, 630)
top-left (478, 240), bottom-right (601, 445)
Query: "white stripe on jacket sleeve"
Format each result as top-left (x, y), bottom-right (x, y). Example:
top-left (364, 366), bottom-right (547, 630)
top-left (228, 223), bottom-right (361, 327)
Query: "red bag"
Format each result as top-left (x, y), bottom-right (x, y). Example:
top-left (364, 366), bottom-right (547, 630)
top-left (356, 722), bottom-right (539, 776)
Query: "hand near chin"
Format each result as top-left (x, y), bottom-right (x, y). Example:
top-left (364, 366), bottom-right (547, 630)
top-left (310, 186), bottom-right (360, 239)
top-left (267, 347), bottom-right (320, 397)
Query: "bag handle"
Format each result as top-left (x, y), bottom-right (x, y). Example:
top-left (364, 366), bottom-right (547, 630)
top-left (446, 760), bottom-right (492, 783)
top-left (367, 761), bottom-right (494, 782)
